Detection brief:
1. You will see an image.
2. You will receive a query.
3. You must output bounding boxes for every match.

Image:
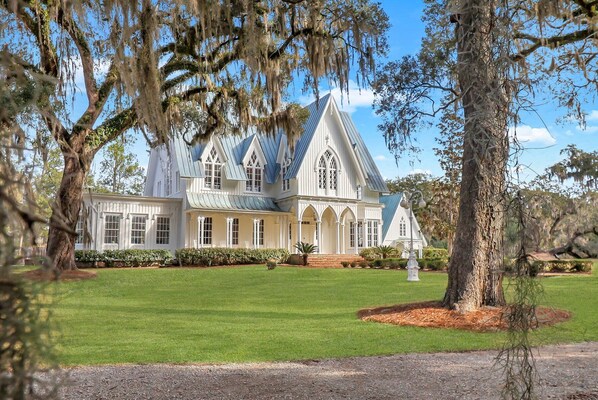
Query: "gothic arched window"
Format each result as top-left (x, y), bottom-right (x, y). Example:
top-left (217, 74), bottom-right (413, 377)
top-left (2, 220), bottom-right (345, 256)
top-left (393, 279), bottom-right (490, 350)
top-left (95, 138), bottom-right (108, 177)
top-left (318, 150), bottom-right (338, 191)
top-left (204, 147), bottom-right (222, 189)
top-left (245, 151), bottom-right (262, 192)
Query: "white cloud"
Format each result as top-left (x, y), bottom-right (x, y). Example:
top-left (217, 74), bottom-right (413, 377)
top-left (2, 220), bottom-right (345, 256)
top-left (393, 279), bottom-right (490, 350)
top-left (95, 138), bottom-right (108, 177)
top-left (373, 154), bottom-right (387, 161)
top-left (299, 80), bottom-right (375, 113)
top-left (509, 125), bottom-right (556, 146)
top-left (586, 110), bottom-right (598, 121)
top-left (575, 124), bottom-right (598, 134)
top-left (408, 169), bottom-right (432, 176)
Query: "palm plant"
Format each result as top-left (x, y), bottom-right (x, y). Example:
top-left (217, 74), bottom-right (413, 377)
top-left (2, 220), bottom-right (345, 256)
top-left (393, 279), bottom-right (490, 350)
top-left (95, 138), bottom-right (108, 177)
top-left (375, 245), bottom-right (398, 259)
top-left (294, 242), bottom-right (318, 266)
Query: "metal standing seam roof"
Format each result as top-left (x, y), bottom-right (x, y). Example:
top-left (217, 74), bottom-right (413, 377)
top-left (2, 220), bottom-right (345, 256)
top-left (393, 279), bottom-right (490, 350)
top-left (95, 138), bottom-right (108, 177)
top-left (219, 135), bottom-right (248, 181)
top-left (379, 193), bottom-right (404, 240)
top-left (171, 133), bottom-right (206, 178)
top-left (187, 193), bottom-right (283, 212)
top-left (339, 111), bottom-right (389, 193)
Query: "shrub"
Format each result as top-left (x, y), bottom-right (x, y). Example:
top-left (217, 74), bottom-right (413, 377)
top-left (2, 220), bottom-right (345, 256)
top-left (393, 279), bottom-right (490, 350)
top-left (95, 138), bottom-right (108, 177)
top-left (266, 260), bottom-right (277, 270)
top-left (75, 249), bottom-right (172, 267)
top-left (74, 250), bottom-right (102, 263)
top-left (340, 261), bottom-right (350, 268)
top-left (423, 247), bottom-right (449, 259)
top-left (350, 261), bottom-right (358, 268)
top-left (527, 260), bottom-right (593, 274)
top-left (372, 259), bottom-right (383, 268)
top-left (175, 248), bottom-right (290, 267)
top-left (359, 247), bottom-right (380, 261)
top-left (358, 261), bottom-right (369, 268)
top-left (426, 258), bottom-right (447, 271)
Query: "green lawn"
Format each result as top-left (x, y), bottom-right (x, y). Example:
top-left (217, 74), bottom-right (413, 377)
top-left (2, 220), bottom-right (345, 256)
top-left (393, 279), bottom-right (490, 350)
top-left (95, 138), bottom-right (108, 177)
top-left (49, 264), bottom-right (598, 366)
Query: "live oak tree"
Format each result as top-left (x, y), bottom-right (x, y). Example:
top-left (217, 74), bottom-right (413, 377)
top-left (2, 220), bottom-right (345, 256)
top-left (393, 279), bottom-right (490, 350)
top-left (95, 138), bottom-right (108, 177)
top-left (374, 0), bottom-right (598, 312)
top-left (0, 0), bottom-right (388, 271)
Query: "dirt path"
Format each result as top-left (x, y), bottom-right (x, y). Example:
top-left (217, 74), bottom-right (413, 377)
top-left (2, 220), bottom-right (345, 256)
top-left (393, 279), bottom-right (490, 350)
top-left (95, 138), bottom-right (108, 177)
top-left (57, 342), bottom-right (598, 399)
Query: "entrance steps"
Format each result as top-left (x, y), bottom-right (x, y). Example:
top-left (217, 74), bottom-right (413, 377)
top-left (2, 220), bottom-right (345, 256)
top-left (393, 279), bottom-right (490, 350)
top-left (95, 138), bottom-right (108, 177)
top-left (305, 254), bottom-right (365, 268)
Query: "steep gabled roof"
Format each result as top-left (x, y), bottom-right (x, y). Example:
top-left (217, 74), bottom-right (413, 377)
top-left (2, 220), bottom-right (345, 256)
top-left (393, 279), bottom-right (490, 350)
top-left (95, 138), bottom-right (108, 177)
top-left (339, 111), bottom-right (388, 193)
top-left (380, 193), bottom-right (404, 240)
top-left (172, 134), bottom-right (205, 178)
top-left (285, 93), bottom-right (332, 179)
top-left (168, 93), bottom-right (386, 192)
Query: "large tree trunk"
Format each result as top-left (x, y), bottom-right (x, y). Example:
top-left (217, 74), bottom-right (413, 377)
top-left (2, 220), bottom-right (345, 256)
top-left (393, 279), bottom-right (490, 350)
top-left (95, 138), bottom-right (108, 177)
top-left (443, 1), bottom-right (509, 312)
top-left (46, 142), bottom-right (90, 271)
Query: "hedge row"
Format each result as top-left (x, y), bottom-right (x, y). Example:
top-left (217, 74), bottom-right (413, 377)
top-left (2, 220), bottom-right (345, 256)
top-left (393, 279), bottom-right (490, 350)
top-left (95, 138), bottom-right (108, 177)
top-left (175, 248), bottom-right (290, 266)
top-left (75, 249), bottom-right (173, 267)
top-left (503, 258), bottom-right (592, 275)
top-left (342, 257), bottom-right (447, 271)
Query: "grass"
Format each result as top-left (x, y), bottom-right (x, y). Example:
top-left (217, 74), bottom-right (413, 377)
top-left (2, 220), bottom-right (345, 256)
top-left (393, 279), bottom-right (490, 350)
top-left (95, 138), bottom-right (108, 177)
top-left (47, 264), bottom-right (598, 366)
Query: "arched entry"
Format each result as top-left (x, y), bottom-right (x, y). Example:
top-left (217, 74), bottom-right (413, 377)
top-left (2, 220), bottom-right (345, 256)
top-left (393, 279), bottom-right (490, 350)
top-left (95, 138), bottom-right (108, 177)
top-left (320, 207), bottom-right (338, 254)
top-left (299, 206), bottom-right (318, 246)
top-left (340, 207), bottom-right (358, 254)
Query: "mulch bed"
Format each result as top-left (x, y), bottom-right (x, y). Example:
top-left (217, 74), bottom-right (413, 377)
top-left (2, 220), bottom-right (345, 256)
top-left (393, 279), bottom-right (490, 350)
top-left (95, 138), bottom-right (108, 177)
top-left (358, 301), bottom-right (571, 332)
top-left (22, 268), bottom-right (97, 282)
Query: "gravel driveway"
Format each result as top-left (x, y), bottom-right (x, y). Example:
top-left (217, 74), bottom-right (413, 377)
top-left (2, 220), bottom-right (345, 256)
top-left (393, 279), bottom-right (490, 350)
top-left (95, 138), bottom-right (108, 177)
top-left (57, 342), bottom-right (598, 400)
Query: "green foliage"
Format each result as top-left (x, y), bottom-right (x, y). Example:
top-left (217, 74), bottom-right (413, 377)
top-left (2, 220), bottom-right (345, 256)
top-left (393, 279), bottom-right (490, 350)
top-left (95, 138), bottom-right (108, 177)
top-left (176, 248), bottom-right (290, 267)
top-left (359, 247), bottom-right (380, 261)
top-left (423, 247), bottom-right (449, 259)
top-left (374, 245), bottom-right (399, 259)
top-left (75, 249), bottom-right (173, 267)
top-left (530, 260), bottom-right (593, 274)
top-left (294, 242), bottom-right (317, 266)
top-left (266, 260), bottom-right (277, 270)
top-left (340, 261), bottom-right (350, 268)
top-left (93, 135), bottom-right (146, 195)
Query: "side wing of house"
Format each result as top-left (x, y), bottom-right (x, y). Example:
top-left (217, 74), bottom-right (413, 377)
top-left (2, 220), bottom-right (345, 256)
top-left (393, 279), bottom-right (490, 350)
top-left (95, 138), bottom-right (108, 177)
top-left (380, 193), bottom-right (428, 255)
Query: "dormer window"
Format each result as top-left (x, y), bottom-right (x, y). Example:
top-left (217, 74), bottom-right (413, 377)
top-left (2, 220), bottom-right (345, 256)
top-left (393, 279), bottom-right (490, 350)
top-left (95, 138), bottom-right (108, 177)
top-left (245, 151), bottom-right (262, 192)
top-left (281, 156), bottom-right (291, 192)
top-left (204, 147), bottom-right (222, 189)
top-left (318, 150), bottom-right (338, 191)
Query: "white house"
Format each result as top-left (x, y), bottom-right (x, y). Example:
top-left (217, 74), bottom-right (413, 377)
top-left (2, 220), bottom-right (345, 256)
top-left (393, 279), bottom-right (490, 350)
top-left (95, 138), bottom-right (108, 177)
top-left (77, 95), bottom-right (427, 255)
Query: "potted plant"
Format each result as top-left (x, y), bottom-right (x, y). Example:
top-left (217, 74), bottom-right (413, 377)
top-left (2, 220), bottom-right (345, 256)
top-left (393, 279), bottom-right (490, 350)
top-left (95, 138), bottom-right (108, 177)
top-left (293, 242), bottom-right (318, 266)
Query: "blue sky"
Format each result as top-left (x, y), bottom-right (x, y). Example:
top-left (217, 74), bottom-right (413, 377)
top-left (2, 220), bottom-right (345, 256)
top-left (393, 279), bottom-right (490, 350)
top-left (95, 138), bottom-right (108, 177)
top-left (86, 1), bottom-right (596, 182)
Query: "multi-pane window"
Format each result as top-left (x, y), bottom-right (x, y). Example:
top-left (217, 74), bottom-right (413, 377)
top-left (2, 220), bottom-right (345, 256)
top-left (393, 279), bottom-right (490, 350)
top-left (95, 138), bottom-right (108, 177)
top-left (349, 221), bottom-right (364, 248)
top-left (204, 147), bottom-right (222, 189)
top-left (318, 150), bottom-right (338, 191)
top-left (156, 216), bottom-right (170, 245)
top-left (368, 220), bottom-right (379, 247)
top-left (329, 157), bottom-right (338, 190)
top-left (75, 212), bottom-right (84, 244)
top-left (318, 156), bottom-right (327, 189)
top-left (104, 214), bottom-right (120, 244)
top-left (130, 215), bottom-right (146, 245)
top-left (203, 217), bottom-right (213, 245)
top-left (245, 151), bottom-right (262, 192)
top-left (281, 156), bottom-right (291, 191)
top-left (254, 219), bottom-right (264, 246)
top-left (232, 218), bottom-right (239, 245)
top-left (399, 217), bottom-right (407, 237)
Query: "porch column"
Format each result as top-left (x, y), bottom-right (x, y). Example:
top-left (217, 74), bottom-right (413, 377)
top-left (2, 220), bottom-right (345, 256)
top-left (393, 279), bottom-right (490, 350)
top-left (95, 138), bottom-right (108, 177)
top-left (335, 221), bottom-right (341, 254)
top-left (297, 219), bottom-right (302, 252)
top-left (378, 221), bottom-right (383, 247)
top-left (252, 218), bottom-right (257, 249)
top-left (197, 216), bottom-right (205, 248)
top-left (225, 217), bottom-right (232, 248)
top-left (316, 220), bottom-right (322, 254)
top-left (341, 223), bottom-right (345, 254)
top-left (353, 221), bottom-right (358, 254)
